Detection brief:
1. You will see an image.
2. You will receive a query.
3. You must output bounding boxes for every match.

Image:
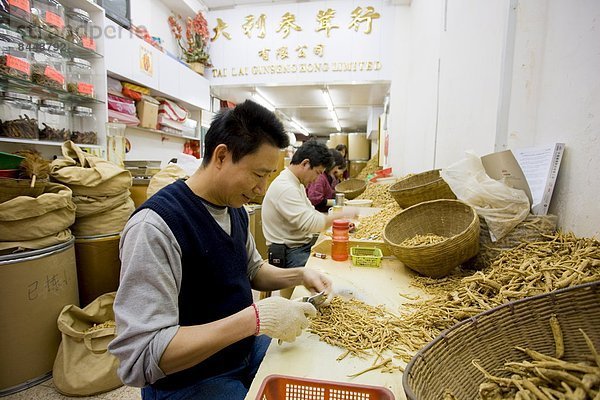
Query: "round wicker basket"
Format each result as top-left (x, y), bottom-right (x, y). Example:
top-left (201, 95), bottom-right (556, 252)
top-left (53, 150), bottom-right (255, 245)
top-left (389, 169), bottom-right (455, 208)
top-left (382, 199), bottom-right (479, 278)
top-left (335, 178), bottom-right (367, 200)
top-left (403, 281), bottom-right (600, 400)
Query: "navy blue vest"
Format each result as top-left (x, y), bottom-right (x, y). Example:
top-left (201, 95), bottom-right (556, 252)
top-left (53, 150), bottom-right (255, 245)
top-left (136, 180), bottom-right (254, 389)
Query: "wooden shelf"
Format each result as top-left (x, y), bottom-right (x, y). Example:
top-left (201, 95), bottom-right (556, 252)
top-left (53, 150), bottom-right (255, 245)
top-left (0, 137), bottom-right (102, 148)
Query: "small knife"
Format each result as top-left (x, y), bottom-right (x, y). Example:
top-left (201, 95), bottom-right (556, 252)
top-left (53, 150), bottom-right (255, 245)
top-left (301, 291), bottom-right (326, 309)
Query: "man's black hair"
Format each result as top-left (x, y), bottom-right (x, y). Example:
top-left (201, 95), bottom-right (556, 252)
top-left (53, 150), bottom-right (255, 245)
top-left (202, 100), bottom-right (289, 166)
top-left (290, 140), bottom-right (333, 169)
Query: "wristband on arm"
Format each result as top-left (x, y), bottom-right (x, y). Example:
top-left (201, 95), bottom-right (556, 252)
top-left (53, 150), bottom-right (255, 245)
top-left (251, 303), bottom-right (260, 336)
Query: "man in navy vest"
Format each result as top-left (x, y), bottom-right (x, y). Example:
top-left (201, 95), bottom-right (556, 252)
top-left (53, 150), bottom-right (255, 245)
top-left (109, 100), bottom-right (331, 400)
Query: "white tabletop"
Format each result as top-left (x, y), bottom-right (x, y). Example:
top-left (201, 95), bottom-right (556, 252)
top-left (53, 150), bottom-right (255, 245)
top-left (245, 241), bottom-right (425, 400)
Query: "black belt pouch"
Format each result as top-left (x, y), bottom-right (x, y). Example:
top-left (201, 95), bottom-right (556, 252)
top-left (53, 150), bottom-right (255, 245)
top-left (268, 243), bottom-right (287, 268)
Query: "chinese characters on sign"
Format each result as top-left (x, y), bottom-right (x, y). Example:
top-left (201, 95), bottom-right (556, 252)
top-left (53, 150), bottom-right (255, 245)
top-left (258, 44), bottom-right (326, 61)
top-left (349, 6), bottom-right (380, 34)
top-left (243, 14), bottom-right (267, 38)
top-left (276, 12), bottom-right (302, 39)
top-left (211, 18), bottom-right (232, 41)
top-left (212, 7), bottom-right (381, 63)
top-left (209, 5), bottom-right (386, 79)
top-left (212, 6), bottom-right (381, 42)
top-left (316, 8), bottom-right (339, 37)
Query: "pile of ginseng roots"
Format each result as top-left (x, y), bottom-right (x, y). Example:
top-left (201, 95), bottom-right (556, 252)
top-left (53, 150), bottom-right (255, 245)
top-left (308, 232), bottom-right (600, 377)
top-left (444, 317), bottom-right (600, 400)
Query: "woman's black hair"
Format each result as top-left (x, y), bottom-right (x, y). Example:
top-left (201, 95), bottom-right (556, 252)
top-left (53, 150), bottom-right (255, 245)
top-left (335, 144), bottom-right (348, 158)
top-left (327, 149), bottom-right (346, 172)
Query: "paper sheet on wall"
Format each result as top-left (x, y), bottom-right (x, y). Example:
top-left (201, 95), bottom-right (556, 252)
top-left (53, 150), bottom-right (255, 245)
top-left (512, 143), bottom-right (565, 216)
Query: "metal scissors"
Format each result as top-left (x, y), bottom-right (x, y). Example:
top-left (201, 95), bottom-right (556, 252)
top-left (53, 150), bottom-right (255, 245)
top-left (301, 291), bottom-right (327, 309)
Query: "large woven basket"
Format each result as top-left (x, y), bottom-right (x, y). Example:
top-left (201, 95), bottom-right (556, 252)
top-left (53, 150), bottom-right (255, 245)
top-left (389, 169), bottom-right (455, 208)
top-left (403, 281), bottom-right (600, 400)
top-left (335, 178), bottom-right (367, 200)
top-left (382, 199), bottom-right (479, 278)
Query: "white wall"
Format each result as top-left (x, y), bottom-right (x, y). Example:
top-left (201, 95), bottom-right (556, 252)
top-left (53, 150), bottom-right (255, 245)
top-left (130, 0), bottom-right (195, 57)
top-left (507, 0), bottom-right (600, 237)
top-left (389, 0), bottom-right (512, 173)
top-left (435, 0), bottom-right (513, 167)
top-left (125, 128), bottom-right (189, 165)
top-left (388, 0), bottom-right (600, 237)
top-left (389, 0), bottom-right (442, 173)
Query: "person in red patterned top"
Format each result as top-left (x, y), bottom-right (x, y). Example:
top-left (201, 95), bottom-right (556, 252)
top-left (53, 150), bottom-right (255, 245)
top-left (306, 149), bottom-right (347, 212)
top-left (335, 144), bottom-right (350, 180)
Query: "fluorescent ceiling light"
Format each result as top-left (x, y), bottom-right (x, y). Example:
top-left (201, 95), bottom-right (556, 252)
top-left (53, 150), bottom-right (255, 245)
top-left (321, 89), bottom-right (334, 110)
top-left (323, 88), bottom-right (341, 131)
top-left (290, 117), bottom-right (309, 135)
top-left (328, 108), bottom-right (338, 121)
top-left (333, 120), bottom-right (342, 132)
top-left (286, 131), bottom-right (297, 145)
top-left (328, 109), bottom-right (341, 132)
top-left (252, 90), bottom-right (275, 112)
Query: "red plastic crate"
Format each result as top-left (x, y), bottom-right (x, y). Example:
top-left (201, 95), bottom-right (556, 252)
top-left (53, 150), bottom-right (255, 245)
top-left (256, 374), bottom-right (395, 400)
top-left (375, 167), bottom-right (392, 177)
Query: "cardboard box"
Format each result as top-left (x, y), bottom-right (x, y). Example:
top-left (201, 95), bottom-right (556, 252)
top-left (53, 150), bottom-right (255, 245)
top-left (136, 99), bottom-right (159, 129)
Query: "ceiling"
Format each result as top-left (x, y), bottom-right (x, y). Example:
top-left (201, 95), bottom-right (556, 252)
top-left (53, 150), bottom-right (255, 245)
top-left (210, 82), bottom-right (390, 138)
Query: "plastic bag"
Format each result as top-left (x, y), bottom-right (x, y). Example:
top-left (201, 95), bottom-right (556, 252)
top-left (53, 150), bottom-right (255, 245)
top-left (440, 152), bottom-right (530, 241)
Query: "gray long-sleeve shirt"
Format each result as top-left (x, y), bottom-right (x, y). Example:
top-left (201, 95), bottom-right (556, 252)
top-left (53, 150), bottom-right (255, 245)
top-left (108, 205), bottom-right (263, 387)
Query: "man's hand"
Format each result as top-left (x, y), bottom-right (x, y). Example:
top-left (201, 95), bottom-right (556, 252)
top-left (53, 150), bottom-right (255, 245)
top-left (339, 206), bottom-right (360, 220)
top-left (255, 297), bottom-right (317, 342)
top-left (301, 269), bottom-right (332, 301)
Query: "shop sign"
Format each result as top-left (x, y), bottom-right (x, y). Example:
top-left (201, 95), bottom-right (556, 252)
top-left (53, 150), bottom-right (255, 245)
top-left (207, 0), bottom-right (394, 85)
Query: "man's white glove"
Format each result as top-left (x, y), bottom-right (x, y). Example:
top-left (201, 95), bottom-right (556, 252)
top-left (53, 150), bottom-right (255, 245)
top-left (255, 296), bottom-right (317, 343)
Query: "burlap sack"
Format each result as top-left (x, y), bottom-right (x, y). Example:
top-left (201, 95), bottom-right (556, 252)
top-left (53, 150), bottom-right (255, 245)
top-left (0, 183), bottom-right (76, 241)
top-left (71, 197), bottom-right (135, 237)
top-left (52, 292), bottom-right (122, 396)
top-left (0, 229), bottom-right (72, 253)
top-left (147, 164), bottom-right (188, 198)
top-left (73, 190), bottom-right (132, 218)
top-left (0, 178), bottom-right (48, 203)
top-left (50, 141), bottom-right (132, 197)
